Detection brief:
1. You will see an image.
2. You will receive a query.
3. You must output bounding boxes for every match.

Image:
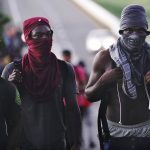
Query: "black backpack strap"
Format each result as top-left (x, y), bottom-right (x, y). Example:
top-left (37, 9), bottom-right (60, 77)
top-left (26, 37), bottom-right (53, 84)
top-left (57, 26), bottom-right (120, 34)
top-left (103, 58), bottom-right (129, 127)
top-left (97, 56), bottom-right (115, 149)
top-left (98, 95), bottom-right (111, 150)
top-left (58, 60), bottom-right (73, 150)
top-left (58, 60), bottom-right (68, 97)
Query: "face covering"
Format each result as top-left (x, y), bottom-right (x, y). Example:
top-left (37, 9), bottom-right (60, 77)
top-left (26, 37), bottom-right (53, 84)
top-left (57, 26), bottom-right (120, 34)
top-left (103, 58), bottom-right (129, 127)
top-left (27, 37), bottom-right (52, 60)
top-left (121, 32), bottom-right (146, 52)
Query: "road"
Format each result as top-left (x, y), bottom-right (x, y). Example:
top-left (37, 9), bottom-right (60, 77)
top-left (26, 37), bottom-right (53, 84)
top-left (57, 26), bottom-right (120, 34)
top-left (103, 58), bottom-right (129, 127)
top-left (2, 0), bottom-right (107, 72)
top-left (2, 0), bottom-right (105, 149)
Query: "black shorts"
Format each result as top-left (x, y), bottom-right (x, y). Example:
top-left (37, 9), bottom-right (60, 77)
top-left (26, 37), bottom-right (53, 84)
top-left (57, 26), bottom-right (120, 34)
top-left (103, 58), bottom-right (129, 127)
top-left (104, 137), bottom-right (150, 150)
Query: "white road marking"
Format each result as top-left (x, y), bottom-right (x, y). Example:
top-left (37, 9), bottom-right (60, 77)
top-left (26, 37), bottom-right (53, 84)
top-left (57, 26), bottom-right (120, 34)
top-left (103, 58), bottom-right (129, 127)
top-left (8, 0), bottom-right (21, 24)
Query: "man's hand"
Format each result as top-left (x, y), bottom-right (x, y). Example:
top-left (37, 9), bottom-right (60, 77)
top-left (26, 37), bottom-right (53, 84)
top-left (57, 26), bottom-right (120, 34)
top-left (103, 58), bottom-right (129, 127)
top-left (145, 71), bottom-right (150, 84)
top-left (8, 69), bottom-right (22, 83)
top-left (102, 67), bottom-right (123, 84)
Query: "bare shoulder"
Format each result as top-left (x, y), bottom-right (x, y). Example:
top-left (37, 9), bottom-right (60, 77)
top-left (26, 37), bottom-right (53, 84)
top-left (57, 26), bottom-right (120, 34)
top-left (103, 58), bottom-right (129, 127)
top-left (95, 49), bottom-right (110, 61)
top-left (93, 49), bottom-right (111, 71)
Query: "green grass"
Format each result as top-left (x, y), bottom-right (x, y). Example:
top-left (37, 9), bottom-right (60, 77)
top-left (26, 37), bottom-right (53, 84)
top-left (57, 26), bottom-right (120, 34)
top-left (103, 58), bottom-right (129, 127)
top-left (93, 0), bottom-right (150, 23)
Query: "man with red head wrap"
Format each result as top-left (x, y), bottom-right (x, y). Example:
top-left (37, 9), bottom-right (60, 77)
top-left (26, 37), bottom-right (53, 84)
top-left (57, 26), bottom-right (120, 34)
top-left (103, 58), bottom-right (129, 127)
top-left (2, 17), bottom-right (82, 150)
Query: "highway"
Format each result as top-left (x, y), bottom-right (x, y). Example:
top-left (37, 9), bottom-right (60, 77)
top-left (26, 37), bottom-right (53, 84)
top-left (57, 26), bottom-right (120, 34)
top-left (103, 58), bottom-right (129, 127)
top-left (2, 0), bottom-right (107, 72)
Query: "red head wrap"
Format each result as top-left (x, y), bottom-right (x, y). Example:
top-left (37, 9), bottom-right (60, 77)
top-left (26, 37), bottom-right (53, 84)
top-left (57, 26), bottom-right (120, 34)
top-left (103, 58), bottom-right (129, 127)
top-left (23, 17), bottom-right (51, 41)
top-left (22, 17), bottom-right (60, 101)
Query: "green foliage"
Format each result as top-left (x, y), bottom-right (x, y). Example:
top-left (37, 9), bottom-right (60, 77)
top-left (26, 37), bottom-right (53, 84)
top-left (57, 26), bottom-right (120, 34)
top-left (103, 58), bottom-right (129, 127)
top-left (94, 0), bottom-right (150, 22)
top-left (0, 12), bottom-right (10, 54)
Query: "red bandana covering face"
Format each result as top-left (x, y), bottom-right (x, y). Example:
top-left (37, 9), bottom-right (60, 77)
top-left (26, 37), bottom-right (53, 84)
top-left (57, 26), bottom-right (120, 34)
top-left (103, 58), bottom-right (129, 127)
top-left (22, 17), bottom-right (60, 101)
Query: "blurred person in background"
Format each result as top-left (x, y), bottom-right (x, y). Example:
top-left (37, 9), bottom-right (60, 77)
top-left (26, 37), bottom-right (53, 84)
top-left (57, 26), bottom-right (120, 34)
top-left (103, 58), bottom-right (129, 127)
top-left (2, 17), bottom-right (82, 150)
top-left (62, 49), bottom-right (96, 149)
top-left (3, 25), bottom-right (25, 61)
top-left (62, 50), bottom-right (90, 114)
top-left (85, 4), bottom-right (150, 150)
top-left (0, 13), bottom-right (11, 74)
top-left (62, 49), bottom-right (72, 63)
top-left (0, 50), bottom-right (8, 75)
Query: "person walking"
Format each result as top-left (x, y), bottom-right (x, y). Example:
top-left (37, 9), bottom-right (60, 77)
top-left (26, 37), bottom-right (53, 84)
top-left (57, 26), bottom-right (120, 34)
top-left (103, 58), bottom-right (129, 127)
top-left (2, 17), bottom-right (82, 150)
top-left (85, 4), bottom-right (150, 150)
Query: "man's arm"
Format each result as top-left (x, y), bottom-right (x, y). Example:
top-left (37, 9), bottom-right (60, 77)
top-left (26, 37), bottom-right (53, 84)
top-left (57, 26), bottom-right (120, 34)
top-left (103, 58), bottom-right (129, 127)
top-left (64, 63), bottom-right (82, 150)
top-left (1, 62), bottom-right (22, 88)
top-left (85, 50), bottom-right (122, 102)
top-left (1, 63), bottom-right (14, 80)
top-left (4, 82), bottom-right (21, 150)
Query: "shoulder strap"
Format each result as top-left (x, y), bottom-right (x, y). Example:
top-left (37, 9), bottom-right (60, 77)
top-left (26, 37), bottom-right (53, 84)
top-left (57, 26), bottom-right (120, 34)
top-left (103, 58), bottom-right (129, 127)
top-left (98, 95), bottom-right (111, 150)
top-left (58, 59), bottom-right (68, 97)
top-left (58, 59), bottom-right (68, 81)
top-left (58, 60), bottom-right (73, 148)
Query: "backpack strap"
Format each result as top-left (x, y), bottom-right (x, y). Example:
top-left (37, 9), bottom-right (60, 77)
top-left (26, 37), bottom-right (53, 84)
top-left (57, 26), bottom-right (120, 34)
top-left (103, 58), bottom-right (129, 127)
top-left (58, 60), bottom-right (73, 149)
top-left (98, 95), bottom-right (111, 150)
top-left (97, 54), bottom-right (115, 149)
top-left (58, 60), bottom-right (68, 97)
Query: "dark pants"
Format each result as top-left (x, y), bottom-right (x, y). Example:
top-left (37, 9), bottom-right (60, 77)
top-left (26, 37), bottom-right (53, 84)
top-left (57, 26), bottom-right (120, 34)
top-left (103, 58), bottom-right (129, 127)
top-left (104, 137), bottom-right (150, 150)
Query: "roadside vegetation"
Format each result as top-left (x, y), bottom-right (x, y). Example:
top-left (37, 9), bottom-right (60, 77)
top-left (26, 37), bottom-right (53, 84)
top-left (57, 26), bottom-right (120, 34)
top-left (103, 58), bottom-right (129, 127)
top-left (94, 0), bottom-right (150, 23)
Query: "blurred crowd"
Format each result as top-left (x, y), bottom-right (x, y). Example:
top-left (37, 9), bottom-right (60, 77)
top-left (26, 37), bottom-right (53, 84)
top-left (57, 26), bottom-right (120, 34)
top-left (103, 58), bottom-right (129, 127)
top-left (0, 24), bottom-right (25, 74)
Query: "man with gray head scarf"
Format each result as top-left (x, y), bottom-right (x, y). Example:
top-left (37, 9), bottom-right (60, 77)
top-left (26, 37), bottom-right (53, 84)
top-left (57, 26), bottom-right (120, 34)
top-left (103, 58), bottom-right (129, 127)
top-left (85, 4), bottom-right (150, 150)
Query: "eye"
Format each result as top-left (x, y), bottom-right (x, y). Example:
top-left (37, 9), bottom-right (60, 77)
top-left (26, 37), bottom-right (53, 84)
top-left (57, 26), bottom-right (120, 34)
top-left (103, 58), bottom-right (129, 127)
top-left (35, 34), bottom-right (41, 38)
top-left (47, 30), bottom-right (53, 36)
top-left (123, 28), bottom-right (133, 34)
top-left (45, 31), bottom-right (51, 37)
top-left (31, 30), bottom-right (53, 39)
top-left (137, 29), bottom-right (147, 35)
top-left (31, 33), bottom-right (41, 39)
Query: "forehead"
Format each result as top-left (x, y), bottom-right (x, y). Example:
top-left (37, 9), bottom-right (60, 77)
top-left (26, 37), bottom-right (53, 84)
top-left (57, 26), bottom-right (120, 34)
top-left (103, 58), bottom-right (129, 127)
top-left (31, 25), bottom-right (50, 34)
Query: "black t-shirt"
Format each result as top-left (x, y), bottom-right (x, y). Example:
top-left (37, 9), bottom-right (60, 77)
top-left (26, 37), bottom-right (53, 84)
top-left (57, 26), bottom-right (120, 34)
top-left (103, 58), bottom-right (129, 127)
top-left (0, 77), bottom-right (20, 149)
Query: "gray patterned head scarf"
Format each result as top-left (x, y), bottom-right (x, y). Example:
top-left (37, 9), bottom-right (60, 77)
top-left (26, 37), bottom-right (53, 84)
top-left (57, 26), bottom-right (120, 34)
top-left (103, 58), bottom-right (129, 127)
top-left (119, 4), bottom-right (148, 34)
